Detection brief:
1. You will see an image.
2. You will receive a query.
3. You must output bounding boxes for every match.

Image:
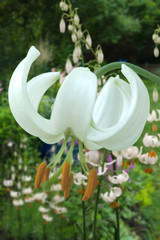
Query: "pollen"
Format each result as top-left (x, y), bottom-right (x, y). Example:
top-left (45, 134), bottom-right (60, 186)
top-left (61, 162), bottom-right (70, 191)
top-left (148, 151), bottom-right (156, 158)
top-left (34, 162), bottom-right (47, 189)
top-left (64, 173), bottom-right (73, 199)
top-left (82, 169), bottom-right (97, 202)
top-left (40, 167), bottom-right (50, 187)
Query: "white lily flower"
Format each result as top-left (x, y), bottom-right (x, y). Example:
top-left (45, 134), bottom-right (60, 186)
top-left (13, 199), bottom-right (24, 206)
top-left (73, 172), bottom-right (88, 186)
top-left (22, 175), bottom-right (32, 182)
top-left (108, 170), bottom-right (129, 184)
top-left (121, 146), bottom-right (142, 159)
top-left (54, 206), bottom-right (67, 214)
top-left (39, 206), bottom-right (50, 213)
top-left (8, 46), bottom-right (149, 151)
top-left (50, 184), bottom-right (62, 191)
top-left (10, 191), bottom-right (20, 198)
top-left (3, 179), bottom-right (13, 187)
top-left (138, 152), bottom-right (158, 165)
top-left (24, 196), bottom-right (34, 203)
top-left (101, 187), bottom-right (122, 203)
top-left (42, 214), bottom-right (53, 222)
top-left (84, 150), bottom-right (100, 166)
top-left (22, 187), bottom-right (32, 194)
top-left (143, 133), bottom-right (160, 147)
top-left (147, 110), bottom-right (158, 122)
top-left (53, 195), bottom-right (64, 203)
top-left (112, 151), bottom-right (123, 166)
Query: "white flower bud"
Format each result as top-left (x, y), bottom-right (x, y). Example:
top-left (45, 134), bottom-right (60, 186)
top-left (68, 24), bottom-right (73, 31)
top-left (73, 45), bottom-right (81, 58)
top-left (71, 33), bottom-right (77, 42)
top-left (59, 1), bottom-right (64, 9)
top-left (85, 34), bottom-right (92, 49)
top-left (154, 46), bottom-right (159, 57)
top-left (73, 54), bottom-right (79, 64)
top-left (63, 3), bottom-right (68, 11)
top-left (74, 14), bottom-right (80, 25)
top-left (97, 49), bottom-right (104, 64)
top-left (153, 87), bottom-right (158, 102)
top-left (59, 18), bottom-right (66, 33)
top-left (65, 58), bottom-right (73, 74)
top-left (152, 33), bottom-right (157, 41)
top-left (77, 29), bottom-right (83, 39)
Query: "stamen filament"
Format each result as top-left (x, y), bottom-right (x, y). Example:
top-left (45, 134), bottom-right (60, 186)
top-left (43, 138), bottom-right (75, 190)
top-left (48, 134), bottom-right (69, 168)
top-left (79, 141), bottom-right (89, 176)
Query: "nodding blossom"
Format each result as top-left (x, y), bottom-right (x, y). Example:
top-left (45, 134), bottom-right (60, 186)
top-left (108, 171), bottom-right (129, 184)
top-left (101, 187), bottom-right (122, 203)
top-left (143, 133), bottom-right (160, 147)
top-left (138, 151), bottom-right (158, 165)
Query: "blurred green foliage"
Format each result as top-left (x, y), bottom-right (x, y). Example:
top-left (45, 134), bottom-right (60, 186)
top-left (1, 0), bottom-right (160, 89)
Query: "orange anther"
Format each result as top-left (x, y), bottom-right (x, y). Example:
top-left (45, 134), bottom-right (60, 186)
top-left (149, 168), bottom-right (153, 174)
top-left (61, 162), bottom-right (70, 191)
top-left (82, 169), bottom-right (97, 202)
top-left (152, 123), bottom-right (158, 132)
top-left (148, 151), bottom-right (156, 158)
top-left (34, 162), bottom-right (47, 189)
top-left (64, 173), bottom-right (73, 199)
top-left (97, 180), bottom-right (99, 185)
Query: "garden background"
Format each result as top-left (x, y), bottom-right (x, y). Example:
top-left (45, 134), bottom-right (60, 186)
top-left (0, 0), bottom-right (160, 239)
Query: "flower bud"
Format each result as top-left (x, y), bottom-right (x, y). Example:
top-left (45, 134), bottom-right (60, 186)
top-left (59, 18), bottom-right (66, 33)
top-left (152, 33), bottom-right (157, 41)
top-left (154, 46), bottom-right (159, 58)
top-left (65, 58), bottom-right (73, 74)
top-left (71, 33), bottom-right (77, 42)
top-left (63, 3), bottom-right (68, 11)
top-left (97, 49), bottom-right (104, 64)
top-left (74, 14), bottom-right (80, 25)
top-left (73, 52), bottom-right (79, 63)
top-left (73, 45), bottom-right (81, 58)
top-left (153, 87), bottom-right (158, 102)
top-left (59, 1), bottom-right (64, 10)
top-left (68, 24), bottom-right (73, 31)
top-left (85, 34), bottom-right (92, 49)
top-left (77, 29), bottom-right (83, 39)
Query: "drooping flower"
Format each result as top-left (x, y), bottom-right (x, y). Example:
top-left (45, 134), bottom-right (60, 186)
top-left (8, 46), bottom-right (150, 194)
top-left (108, 170), bottom-right (129, 184)
top-left (101, 187), bottom-right (122, 203)
top-left (8, 46), bottom-right (149, 151)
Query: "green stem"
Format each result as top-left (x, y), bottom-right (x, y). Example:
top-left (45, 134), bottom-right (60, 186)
top-left (93, 176), bottom-right (102, 240)
top-left (43, 138), bottom-right (75, 190)
top-left (82, 197), bottom-right (86, 240)
top-left (115, 204), bottom-right (120, 240)
top-left (95, 62), bottom-right (160, 84)
top-left (113, 156), bottom-right (120, 240)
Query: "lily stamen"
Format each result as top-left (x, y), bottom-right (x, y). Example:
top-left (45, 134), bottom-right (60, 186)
top-left (64, 173), bottom-right (73, 199)
top-left (34, 162), bottom-right (47, 189)
top-left (61, 162), bottom-right (70, 191)
top-left (148, 151), bottom-right (156, 158)
top-left (82, 169), bottom-right (97, 202)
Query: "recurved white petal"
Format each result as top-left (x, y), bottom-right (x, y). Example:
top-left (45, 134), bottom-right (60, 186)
top-left (86, 64), bottom-right (150, 150)
top-left (51, 67), bottom-right (97, 141)
top-left (9, 46), bottom-right (63, 143)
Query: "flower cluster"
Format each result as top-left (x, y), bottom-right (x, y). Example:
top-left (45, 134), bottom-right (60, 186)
top-left (152, 26), bottom-right (160, 57)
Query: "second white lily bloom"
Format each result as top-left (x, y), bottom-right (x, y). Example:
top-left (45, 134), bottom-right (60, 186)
top-left (8, 46), bottom-right (150, 151)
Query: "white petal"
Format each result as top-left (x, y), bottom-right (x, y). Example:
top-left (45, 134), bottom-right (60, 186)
top-left (113, 187), bottom-right (122, 197)
top-left (86, 64), bottom-right (150, 150)
top-left (8, 46), bottom-right (63, 143)
top-left (51, 67), bottom-right (97, 141)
